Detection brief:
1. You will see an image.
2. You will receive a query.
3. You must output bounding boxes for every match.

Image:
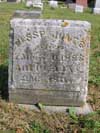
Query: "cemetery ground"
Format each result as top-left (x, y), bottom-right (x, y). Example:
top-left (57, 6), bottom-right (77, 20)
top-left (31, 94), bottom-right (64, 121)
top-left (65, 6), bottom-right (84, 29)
top-left (0, 2), bottom-right (100, 133)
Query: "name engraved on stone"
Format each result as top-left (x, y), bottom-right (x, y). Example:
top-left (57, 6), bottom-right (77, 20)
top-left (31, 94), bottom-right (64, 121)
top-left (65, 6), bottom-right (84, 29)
top-left (9, 19), bottom-right (91, 105)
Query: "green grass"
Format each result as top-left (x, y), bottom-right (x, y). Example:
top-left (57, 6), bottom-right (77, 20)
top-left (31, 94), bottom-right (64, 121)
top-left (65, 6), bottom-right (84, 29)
top-left (0, 2), bottom-right (100, 86)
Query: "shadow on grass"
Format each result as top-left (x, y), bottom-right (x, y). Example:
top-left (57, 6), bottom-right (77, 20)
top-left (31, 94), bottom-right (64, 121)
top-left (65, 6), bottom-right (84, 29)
top-left (0, 64), bottom-right (8, 100)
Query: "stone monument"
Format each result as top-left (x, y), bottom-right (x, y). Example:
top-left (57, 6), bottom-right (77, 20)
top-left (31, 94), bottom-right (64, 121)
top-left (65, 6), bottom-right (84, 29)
top-left (94, 0), bottom-right (100, 14)
top-left (33, 0), bottom-right (43, 10)
top-left (9, 19), bottom-right (91, 107)
top-left (49, 0), bottom-right (58, 9)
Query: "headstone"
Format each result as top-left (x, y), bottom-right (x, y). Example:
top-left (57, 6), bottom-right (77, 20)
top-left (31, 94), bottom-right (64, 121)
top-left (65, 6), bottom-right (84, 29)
top-left (13, 10), bottom-right (41, 18)
top-left (26, 0), bottom-right (33, 8)
top-left (9, 19), bottom-right (91, 106)
top-left (94, 0), bottom-right (100, 14)
top-left (7, 0), bottom-right (21, 2)
top-left (68, 3), bottom-right (76, 10)
top-left (49, 0), bottom-right (58, 9)
top-left (76, 0), bottom-right (87, 7)
top-left (75, 5), bottom-right (84, 13)
top-left (33, 0), bottom-right (43, 10)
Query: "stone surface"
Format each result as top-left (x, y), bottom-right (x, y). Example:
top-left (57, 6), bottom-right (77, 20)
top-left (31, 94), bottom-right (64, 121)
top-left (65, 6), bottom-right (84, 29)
top-left (9, 19), bottom-right (91, 106)
top-left (26, 0), bottom-right (33, 7)
top-left (33, 0), bottom-right (43, 10)
top-left (75, 5), bottom-right (84, 13)
top-left (94, 0), bottom-right (100, 14)
top-left (68, 3), bottom-right (76, 10)
top-left (13, 10), bottom-right (41, 19)
top-left (49, 0), bottom-right (58, 9)
top-left (19, 103), bottom-right (93, 115)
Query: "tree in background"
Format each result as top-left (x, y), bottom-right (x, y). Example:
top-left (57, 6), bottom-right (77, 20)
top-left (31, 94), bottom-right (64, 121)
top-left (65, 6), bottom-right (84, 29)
top-left (88, 0), bottom-right (95, 7)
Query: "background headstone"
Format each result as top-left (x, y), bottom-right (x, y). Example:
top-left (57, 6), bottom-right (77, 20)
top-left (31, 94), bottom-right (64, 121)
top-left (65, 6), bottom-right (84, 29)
top-left (13, 10), bottom-right (41, 18)
top-left (75, 5), bottom-right (84, 13)
top-left (9, 19), bottom-right (91, 106)
top-left (94, 0), bottom-right (100, 14)
top-left (49, 0), bottom-right (58, 9)
top-left (26, 0), bottom-right (33, 8)
top-left (33, 0), bottom-right (43, 10)
top-left (76, 0), bottom-right (87, 7)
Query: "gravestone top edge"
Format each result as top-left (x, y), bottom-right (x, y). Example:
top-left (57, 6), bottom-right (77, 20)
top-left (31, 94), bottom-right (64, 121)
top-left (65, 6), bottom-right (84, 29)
top-left (14, 10), bottom-right (42, 14)
top-left (13, 10), bottom-right (42, 19)
top-left (10, 18), bottom-right (91, 29)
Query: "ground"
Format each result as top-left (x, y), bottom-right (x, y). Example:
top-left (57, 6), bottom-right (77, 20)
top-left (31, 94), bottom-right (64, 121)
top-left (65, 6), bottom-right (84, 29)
top-left (0, 1), bottom-right (100, 133)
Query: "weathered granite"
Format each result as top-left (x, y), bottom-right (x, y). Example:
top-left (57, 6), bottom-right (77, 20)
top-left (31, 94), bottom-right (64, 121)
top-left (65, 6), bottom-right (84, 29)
top-left (94, 0), bottom-right (100, 14)
top-left (9, 19), bottom-right (91, 106)
top-left (13, 10), bottom-right (41, 19)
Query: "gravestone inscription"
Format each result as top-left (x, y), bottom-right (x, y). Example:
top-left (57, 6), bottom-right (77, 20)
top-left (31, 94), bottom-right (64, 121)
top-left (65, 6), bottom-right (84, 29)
top-left (9, 19), bottom-right (91, 106)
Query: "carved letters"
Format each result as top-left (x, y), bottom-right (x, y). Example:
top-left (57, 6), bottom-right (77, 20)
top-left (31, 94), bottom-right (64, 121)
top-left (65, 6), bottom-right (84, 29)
top-left (9, 19), bottom-right (91, 105)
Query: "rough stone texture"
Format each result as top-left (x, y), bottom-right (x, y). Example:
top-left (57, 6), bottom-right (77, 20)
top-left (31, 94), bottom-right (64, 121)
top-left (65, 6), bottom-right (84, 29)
top-left (19, 103), bottom-right (93, 115)
top-left (13, 10), bottom-right (41, 19)
top-left (94, 0), bottom-right (100, 14)
top-left (9, 19), bottom-right (91, 106)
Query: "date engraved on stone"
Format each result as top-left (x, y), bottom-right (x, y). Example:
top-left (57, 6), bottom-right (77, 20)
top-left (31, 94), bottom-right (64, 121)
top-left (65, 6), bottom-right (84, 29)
top-left (9, 19), bottom-right (91, 105)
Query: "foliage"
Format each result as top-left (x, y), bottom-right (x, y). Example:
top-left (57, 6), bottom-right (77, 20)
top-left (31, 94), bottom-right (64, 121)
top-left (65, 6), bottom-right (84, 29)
top-left (29, 121), bottom-right (50, 133)
top-left (68, 109), bottom-right (100, 132)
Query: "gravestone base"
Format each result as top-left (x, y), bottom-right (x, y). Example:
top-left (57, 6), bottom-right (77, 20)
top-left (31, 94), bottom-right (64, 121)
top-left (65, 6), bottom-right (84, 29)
top-left (9, 89), bottom-right (85, 106)
top-left (94, 8), bottom-right (100, 14)
top-left (18, 103), bottom-right (93, 115)
top-left (9, 19), bottom-right (91, 109)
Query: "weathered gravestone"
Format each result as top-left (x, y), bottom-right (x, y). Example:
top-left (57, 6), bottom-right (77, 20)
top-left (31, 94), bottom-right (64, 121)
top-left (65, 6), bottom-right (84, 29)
top-left (9, 19), bottom-right (91, 106)
top-left (94, 0), bottom-right (100, 14)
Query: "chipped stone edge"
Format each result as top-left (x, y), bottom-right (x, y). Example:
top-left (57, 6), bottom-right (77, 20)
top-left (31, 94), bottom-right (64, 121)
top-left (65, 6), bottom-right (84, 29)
top-left (18, 103), bottom-right (93, 115)
top-left (10, 18), bottom-right (91, 30)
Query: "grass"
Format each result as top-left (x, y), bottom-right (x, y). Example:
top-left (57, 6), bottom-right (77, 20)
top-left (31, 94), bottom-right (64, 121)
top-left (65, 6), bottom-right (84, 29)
top-left (0, 1), bottom-right (100, 132)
